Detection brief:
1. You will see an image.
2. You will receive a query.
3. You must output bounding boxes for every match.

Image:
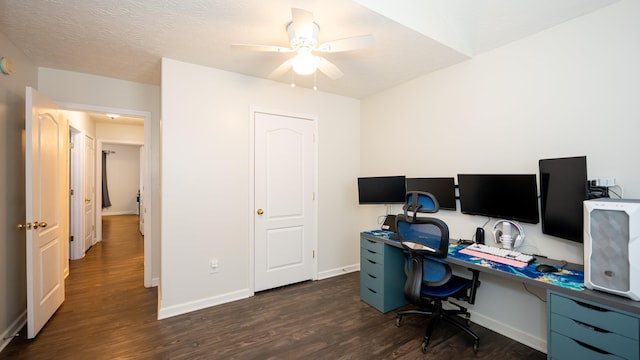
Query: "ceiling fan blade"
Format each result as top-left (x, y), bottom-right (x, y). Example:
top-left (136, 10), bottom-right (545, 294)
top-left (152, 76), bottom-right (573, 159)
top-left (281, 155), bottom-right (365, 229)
top-left (268, 60), bottom-right (293, 79)
top-left (317, 57), bottom-right (344, 80)
top-left (316, 35), bottom-right (375, 53)
top-left (291, 8), bottom-right (315, 39)
top-left (231, 43), bottom-right (293, 53)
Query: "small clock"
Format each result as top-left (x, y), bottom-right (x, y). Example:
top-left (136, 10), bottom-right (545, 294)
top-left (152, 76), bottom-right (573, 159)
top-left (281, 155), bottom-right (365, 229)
top-left (1, 57), bottom-right (13, 75)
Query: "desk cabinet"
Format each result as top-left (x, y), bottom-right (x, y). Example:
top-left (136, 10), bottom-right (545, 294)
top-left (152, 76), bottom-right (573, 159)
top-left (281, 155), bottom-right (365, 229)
top-left (360, 236), bottom-right (407, 313)
top-left (548, 290), bottom-right (640, 360)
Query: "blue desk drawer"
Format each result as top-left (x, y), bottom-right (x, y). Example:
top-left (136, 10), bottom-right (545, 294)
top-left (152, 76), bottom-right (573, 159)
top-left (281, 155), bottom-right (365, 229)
top-left (360, 268), bottom-right (383, 294)
top-left (360, 235), bottom-right (408, 313)
top-left (361, 237), bottom-right (384, 253)
top-left (549, 331), bottom-right (625, 360)
top-left (550, 293), bottom-right (639, 340)
top-left (361, 255), bottom-right (384, 280)
top-left (360, 283), bottom-right (384, 311)
top-left (361, 249), bottom-right (384, 268)
top-left (550, 313), bottom-right (639, 360)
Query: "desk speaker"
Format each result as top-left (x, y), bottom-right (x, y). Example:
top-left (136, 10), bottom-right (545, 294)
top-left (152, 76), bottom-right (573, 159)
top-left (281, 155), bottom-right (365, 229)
top-left (584, 199), bottom-right (640, 301)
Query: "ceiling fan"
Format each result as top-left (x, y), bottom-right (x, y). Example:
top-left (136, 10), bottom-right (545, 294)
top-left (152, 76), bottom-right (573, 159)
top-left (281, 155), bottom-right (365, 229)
top-left (231, 8), bottom-right (375, 80)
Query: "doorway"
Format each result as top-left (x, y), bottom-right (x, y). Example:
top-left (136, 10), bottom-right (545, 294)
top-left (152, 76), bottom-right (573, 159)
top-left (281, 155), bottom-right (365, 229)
top-left (69, 127), bottom-right (96, 260)
top-left (60, 102), bottom-right (153, 288)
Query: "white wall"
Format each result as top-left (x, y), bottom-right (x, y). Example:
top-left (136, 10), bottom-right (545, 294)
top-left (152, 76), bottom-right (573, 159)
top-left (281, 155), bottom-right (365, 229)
top-left (97, 121), bottom-right (144, 142)
top-left (102, 144), bottom-right (141, 215)
top-left (37, 68), bottom-right (160, 284)
top-left (160, 58), bottom-right (361, 318)
top-left (0, 31), bottom-right (38, 352)
top-left (67, 110), bottom-right (96, 137)
top-left (360, 0), bottom-right (640, 352)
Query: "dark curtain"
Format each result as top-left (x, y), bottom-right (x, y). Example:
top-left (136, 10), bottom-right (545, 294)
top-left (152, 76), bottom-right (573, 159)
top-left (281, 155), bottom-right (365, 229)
top-left (102, 151), bottom-right (112, 208)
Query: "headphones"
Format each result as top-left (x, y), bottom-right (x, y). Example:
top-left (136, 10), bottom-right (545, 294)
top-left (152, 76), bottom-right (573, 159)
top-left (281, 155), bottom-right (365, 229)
top-left (492, 220), bottom-right (525, 250)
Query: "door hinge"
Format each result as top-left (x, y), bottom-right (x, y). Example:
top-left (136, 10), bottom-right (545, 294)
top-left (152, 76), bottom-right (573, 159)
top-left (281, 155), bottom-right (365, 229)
top-left (70, 142), bottom-right (74, 149)
top-left (313, 250), bottom-right (315, 259)
top-left (312, 192), bottom-right (315, 200)
top-left (70, 235), bottom-right (74, 242)
top-left (70, 189), bottom-right (74, 196)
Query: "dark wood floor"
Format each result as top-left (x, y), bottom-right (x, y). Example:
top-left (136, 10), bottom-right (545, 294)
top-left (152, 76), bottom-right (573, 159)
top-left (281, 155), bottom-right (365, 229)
top-left (2, 215), bottom-right (546, 359)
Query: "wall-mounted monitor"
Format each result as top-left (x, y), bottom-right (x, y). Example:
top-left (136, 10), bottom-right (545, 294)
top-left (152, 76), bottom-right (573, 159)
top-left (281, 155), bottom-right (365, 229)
top-left (539, 156), bottom-right (588, 243)
top-left (406, 177), bottom-right (457, 210)
top-left (357, 176), bottom-right (406, 204)
top-left (457, 174), bottom-right (540, 224)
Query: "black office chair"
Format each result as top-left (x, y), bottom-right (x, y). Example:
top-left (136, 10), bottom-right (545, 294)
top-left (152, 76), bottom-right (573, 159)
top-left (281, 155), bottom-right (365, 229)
top-left (395, 191), bottom-right (481, 353)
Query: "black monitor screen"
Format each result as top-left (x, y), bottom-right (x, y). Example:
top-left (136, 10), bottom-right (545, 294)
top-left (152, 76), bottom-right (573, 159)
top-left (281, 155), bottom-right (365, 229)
top-left (457, 174), bottom-right (540, 224)
top-left (539, 156), bottom-right (588, 243)
top-left (357, 176), bottom-right (406, 204)
top-left (406, 177), bottom-right (457, 210)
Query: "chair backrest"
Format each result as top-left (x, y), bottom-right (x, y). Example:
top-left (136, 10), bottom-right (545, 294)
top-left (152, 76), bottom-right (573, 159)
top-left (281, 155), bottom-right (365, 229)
top-left (396, 216), bottom-right (450, 259)
top-left (397, 217), bottom-right (451, 304)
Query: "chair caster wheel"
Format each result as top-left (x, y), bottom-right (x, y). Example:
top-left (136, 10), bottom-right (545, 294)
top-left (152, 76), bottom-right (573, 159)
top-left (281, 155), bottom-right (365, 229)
top-left (473, 340), bottom-right (479, 354)
top-left (396, 315), bottom-right (402, 327)
top-left (421, 340), bottom-right (429, 353)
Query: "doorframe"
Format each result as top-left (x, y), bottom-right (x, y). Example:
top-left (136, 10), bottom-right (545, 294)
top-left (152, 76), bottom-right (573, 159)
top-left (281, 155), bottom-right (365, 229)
top-left (248, 106), bottom-right (319, 294)
top-left (69, 126), bottom-right (84, 260)
top-left (57, 102), bottom-right (153, 288)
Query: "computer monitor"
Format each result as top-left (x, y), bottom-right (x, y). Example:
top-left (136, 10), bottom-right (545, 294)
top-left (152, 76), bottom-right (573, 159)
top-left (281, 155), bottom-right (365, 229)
top-left (539, 156), bottom-right (588, 243)
top-left (406, 177), bottom-right (456, 210)
top-left (357, 176), bottom-right (406, 204)
top-left (457, 174), bottom-right (540, 224)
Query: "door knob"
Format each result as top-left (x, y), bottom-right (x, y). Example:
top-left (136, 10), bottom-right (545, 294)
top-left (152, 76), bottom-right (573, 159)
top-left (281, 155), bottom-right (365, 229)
top-left (17, 223), bottom-right (32, 230)
top-left (32, 221), bottom-right (48, 229)
top-left (257, 209), bottom-right (264, 215)
top-left (85, 198), bottom-right (91, 203)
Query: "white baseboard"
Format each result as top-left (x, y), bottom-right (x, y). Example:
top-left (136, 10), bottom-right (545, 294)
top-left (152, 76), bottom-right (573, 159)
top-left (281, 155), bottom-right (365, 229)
top-left (467, 308), bottom-right (547, 353)
top-left (157, 267), bottom-right (361, 320)
top-left (317, 264), bottom-right (360, 280)
top-left (0, 311), bottom-right (26, 353)
top-left (158, 288), bottom-right (252, 320)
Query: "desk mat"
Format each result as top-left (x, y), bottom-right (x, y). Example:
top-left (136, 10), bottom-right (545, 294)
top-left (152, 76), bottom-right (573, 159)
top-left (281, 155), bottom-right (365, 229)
top-left (362, 230), bottom-right (585, 291)
top-left (448, 244), bottom-right (585, 291)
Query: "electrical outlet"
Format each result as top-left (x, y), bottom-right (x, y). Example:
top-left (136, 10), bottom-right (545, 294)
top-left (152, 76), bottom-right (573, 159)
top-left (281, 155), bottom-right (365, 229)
top-left (589, 178), bottom-right (615, 187)
top-left (210, 259), bottom-right (219, 274)
top-left (601, 178), bottom-right (615, 186)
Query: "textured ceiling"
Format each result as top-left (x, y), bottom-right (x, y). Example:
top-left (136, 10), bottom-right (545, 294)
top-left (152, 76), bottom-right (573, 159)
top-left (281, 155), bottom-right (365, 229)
top-left (0, 0), bottom-right (618, 99)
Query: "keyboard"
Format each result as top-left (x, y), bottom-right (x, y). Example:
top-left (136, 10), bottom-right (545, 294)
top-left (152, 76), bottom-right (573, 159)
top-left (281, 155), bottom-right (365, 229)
top-left (459, 243), bottom-right (534, 268)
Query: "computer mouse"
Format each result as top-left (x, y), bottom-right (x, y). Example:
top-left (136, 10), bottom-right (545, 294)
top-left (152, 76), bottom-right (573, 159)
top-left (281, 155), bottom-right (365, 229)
top-left (535, 264), bottom-right (559, 273)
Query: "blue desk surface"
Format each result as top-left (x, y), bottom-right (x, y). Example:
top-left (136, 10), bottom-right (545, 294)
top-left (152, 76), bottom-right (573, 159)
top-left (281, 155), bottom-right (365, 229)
top-left (363, 229), bottom-right (585, 292)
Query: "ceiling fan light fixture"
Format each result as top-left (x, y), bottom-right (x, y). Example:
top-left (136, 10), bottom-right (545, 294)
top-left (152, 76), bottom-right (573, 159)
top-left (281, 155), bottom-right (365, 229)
top-left (291, 48), bottom-right (319, 76)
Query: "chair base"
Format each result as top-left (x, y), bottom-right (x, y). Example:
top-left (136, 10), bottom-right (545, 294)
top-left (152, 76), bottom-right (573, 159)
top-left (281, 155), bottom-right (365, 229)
top-left (396, 300), bottom-right (480, 354)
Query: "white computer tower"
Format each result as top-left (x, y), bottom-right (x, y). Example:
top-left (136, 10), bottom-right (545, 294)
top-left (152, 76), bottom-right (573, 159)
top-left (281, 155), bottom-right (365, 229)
top-left (584, 199), bottom-right (640, 301)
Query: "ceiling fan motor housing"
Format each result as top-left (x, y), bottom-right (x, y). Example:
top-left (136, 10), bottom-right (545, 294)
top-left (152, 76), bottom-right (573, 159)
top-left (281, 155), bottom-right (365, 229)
top-left (287, 22), bottom-right (319, 50)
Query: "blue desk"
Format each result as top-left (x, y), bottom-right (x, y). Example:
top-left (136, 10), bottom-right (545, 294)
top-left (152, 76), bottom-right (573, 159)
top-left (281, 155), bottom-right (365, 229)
top-left (360, 230), bottom-right (640, 359)
top-left (362, 229), bottom-right (585, 293)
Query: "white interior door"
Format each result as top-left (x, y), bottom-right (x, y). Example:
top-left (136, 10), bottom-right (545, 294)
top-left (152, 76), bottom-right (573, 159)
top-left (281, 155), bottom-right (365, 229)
top-left (84, 134), bottom-right (95, 251)
top-left (25, 87), bottom-right (68, 338)
top-left (254, 111), bottom-right (316, 292)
